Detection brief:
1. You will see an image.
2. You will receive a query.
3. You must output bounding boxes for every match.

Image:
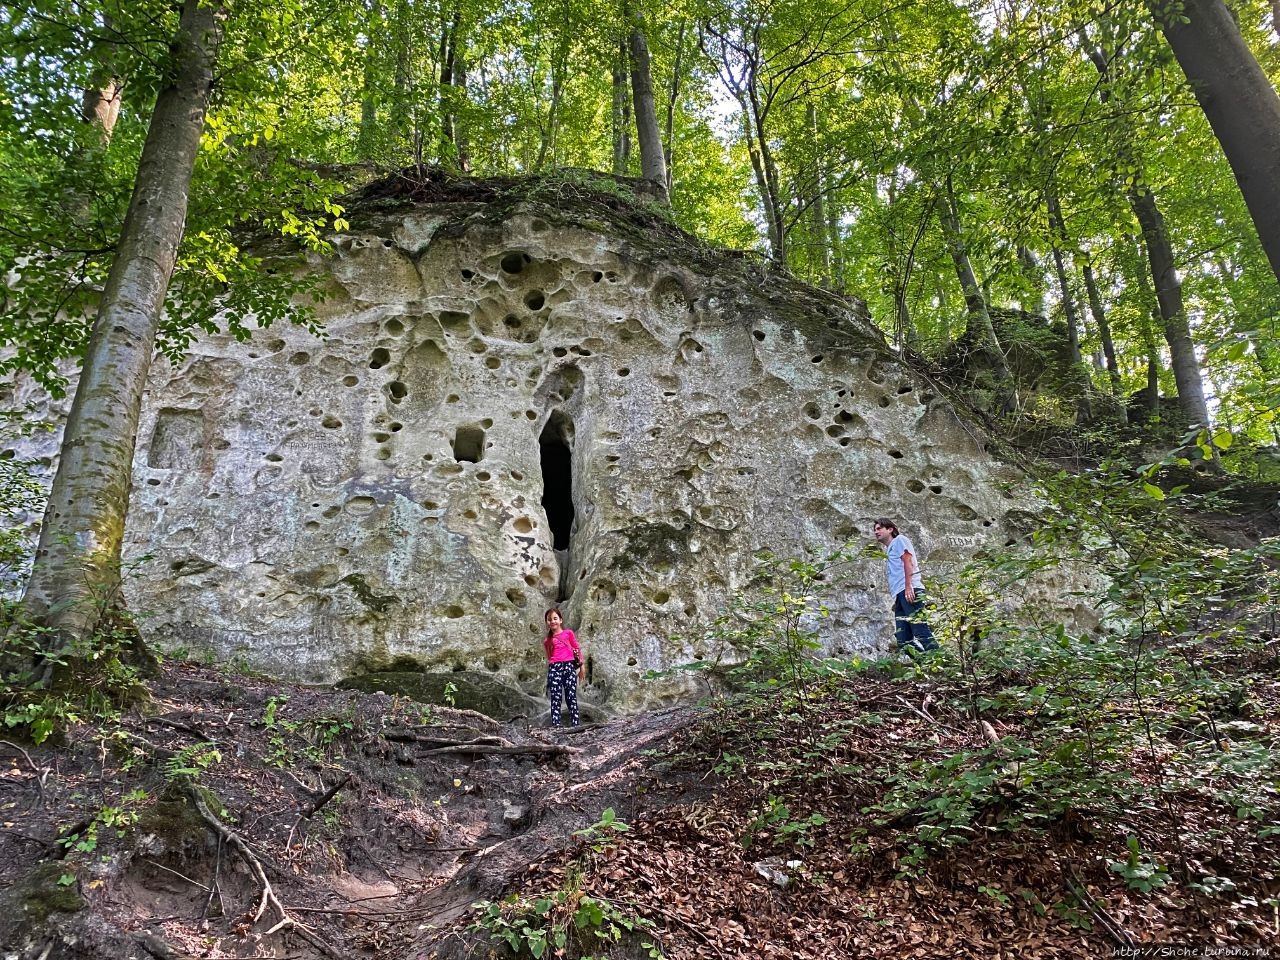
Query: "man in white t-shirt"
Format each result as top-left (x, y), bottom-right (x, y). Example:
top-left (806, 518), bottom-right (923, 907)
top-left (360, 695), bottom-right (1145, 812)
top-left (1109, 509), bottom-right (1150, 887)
top-left (873, 518), bottom-right (939, 654)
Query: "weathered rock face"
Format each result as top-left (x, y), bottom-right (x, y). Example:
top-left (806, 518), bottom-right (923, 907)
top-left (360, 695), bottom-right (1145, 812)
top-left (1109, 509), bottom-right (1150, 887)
top-left (9, 186), bottom-right (1054, 711)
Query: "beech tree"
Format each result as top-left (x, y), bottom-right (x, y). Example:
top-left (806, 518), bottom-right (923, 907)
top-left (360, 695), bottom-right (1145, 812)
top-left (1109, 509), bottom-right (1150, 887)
top-left (1148, 0), bottom-right (1280, 286)
top-left (18, 0), bottom-right (226, 676)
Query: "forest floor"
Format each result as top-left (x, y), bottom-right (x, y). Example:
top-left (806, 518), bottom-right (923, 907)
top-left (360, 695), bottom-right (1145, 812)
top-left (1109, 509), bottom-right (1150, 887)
top-left (1, 641), bottom-right (1278, 960)
top-left (1, 477), bottom-right (1278, 960)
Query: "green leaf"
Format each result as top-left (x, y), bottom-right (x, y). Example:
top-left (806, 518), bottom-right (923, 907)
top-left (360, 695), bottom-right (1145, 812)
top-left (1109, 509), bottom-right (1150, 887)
top-left (1141, 483), bottom-right (1165, 500)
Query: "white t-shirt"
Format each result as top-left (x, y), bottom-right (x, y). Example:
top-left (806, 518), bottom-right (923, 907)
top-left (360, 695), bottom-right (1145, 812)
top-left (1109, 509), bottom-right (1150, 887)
top-left (886, 534), bottom-right (924, 597)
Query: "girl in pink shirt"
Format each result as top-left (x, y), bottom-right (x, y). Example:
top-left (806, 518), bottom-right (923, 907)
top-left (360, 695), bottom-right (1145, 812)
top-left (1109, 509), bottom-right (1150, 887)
top-left (543, 608), bottom-right (584, 726)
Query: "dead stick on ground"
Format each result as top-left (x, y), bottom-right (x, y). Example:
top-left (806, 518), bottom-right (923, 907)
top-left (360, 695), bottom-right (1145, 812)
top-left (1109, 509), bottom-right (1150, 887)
top-left (140, 858), bottom-right (210, 892)
top-left (1064, 867), bottom-right (1133, 946)
top-left (286, 774), bottom-right (351, 849)
top-left (383, 732), bottom-right (513, 748)
top-left (0, 738), bottom-right (48, 808)
top-left (187, 788), bottom-right (344, 960)
top-left (419, 744), bottom-right (577, 757)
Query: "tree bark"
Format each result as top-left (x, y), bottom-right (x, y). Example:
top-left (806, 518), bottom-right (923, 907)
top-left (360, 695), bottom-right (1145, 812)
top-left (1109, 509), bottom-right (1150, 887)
top-left (1130, 235), bottom-right (1163, 421)
top-left (1149, 0), bottom-right (1280, 285)
top-left (1128, 182), bottom-right (1211, 427)
top-left (1082, 260), bottom-right (1126, 421)
top-left (939, 179), bottom-right (1013, 408)
top-left (611, 40), bottom-right (631, 176)
top-left (628, 23), bottom-right (668, 200)
top-left (806, 103), bottom-right (832, 281)
top-left (1047, 191), bottom-right (1092, 423)
top-left (1084, 34), bottom-right (1211, 428)
top-left (20, 0), bottom-right (224, 674)
top-left (663, 21), bottom-right (686, 194)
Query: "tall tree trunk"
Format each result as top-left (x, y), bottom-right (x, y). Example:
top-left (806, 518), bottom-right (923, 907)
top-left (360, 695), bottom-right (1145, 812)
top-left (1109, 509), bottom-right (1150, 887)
top-left (939, 179), bottom-right (1014, 408)
top-left (826, 196), bottom-right (845, 292)
top-left (611, 40), bottom-right (631, 176)
top-left (1016, 244), bottom-right (1044, 316)
top-left (535, 56), bottom-right (565, 173)
top-left (749, 85), bottom-right (786, 264)
top-left (1149, 0), bottom-right (1280, 285)
top-left (1047, 191), bottom-right (1092, 423)
top-left (20, 0), bottom-right (224, 674)
top-left (663, 21), bottom-right (686, 194)
top-left (740, 111), bottom-right (780, 258)
top-left (806, 103), bottom-right (832, 281)
top-left (1082, 260), bottom-right (1126, 422)
top-left (1085, 36), bottom-right (1211, 428)
top-left (628, 23), bottom-right (668, 200)
top-left (438, 7), bottom-right (465, 169)
top-left (358, 0), bottom-right (382, 157)
top-left (1128, 182), bottom-right (1211, 427)
top-left (1130, 235), bottom-right (1163, 421)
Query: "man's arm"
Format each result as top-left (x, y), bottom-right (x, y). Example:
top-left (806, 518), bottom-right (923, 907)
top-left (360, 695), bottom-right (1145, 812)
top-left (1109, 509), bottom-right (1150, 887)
top-left (902, 549), bottom-right (917, 602)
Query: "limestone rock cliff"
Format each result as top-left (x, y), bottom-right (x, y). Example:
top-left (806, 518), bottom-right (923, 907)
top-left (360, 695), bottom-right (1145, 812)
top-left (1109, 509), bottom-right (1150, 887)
top-left (8, 177), bottom-right (1060, 712)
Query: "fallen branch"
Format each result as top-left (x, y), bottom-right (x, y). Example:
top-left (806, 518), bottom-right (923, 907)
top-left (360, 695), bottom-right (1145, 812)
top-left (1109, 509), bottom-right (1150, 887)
top-left (420, 743), bottom-right (577, 757)
top-left (300, 773), bottom-right (351, 820)
top-left (285, 774), bottom-right (352, 850)
top-left (1063, 866), bottom-right (1133, 946)
top-left (140, 858), bottom-right (210, 892)
top-left (383, 730), bottom-right (513, 749)
top-left (0, 738), bottom-right (49, 808)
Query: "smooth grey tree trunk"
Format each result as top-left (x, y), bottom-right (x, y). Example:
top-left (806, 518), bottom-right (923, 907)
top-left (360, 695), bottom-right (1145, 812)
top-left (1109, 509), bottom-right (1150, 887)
top-left (939, 181), bottom-right (1013, 407)
top-left (1082, 260), bottom-right (1127, 422)
top-left (1085, 36), bottom-right (1210, 428)
top-left (611, 41), bottom-right (631, 175)
top-left (21, 0), bottom-right (224, 672)
top-left (1128, 183), bottom-right (1211, 428)
top-left (1150, 0), bottom-right (1280, 285)
top-left (663, 21), bottom-right (686, 194)
top-left (628, 24), bottom-right (668, 200)
top-left (1047, 191), bottom-right (1092, 423)
top-left (806, 104), bottom-right (832, 280)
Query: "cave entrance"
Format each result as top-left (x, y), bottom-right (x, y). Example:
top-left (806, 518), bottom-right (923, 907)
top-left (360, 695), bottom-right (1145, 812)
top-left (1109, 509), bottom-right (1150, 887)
top-left (539, 411), bottom-right (575, 600)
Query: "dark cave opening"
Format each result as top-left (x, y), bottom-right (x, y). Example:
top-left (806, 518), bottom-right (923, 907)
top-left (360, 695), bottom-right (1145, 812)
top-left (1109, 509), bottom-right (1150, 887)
top-left (539, 411), bottom-right (575, 556)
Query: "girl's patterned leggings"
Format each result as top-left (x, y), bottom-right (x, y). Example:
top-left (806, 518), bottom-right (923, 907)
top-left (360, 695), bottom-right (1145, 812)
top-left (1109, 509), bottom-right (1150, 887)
top-left (546, 661), bottom-right (580, 727)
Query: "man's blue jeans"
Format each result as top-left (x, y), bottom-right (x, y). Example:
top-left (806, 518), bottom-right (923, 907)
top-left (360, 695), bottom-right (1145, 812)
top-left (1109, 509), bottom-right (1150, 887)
top-left (893, 590), bottom-right (939, 653)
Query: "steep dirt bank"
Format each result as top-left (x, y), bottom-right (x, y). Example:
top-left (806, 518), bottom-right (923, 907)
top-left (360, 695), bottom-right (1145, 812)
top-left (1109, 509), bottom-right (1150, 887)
top-left (3, 629), bottom-right (1277, 960)
top-left (0, 661), bottom-right (704, 960)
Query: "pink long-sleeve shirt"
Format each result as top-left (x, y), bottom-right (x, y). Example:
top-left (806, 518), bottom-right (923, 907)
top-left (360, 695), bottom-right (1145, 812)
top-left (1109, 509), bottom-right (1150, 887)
top-left (543, 628), bottom-right (581, 664)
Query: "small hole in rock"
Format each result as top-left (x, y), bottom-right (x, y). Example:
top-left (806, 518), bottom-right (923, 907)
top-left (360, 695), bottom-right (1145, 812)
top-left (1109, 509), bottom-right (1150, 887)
top-left (387, 381), bottom-right (408, 401)
top-left (752, 330), bottom-right (765, 342)
top-left (369, 348), bottom-right (391, 369)
top-left (524, 291), bottom-right (545, 310)
top-left (500, 251), bottom-right (531, 274)
top-left (342, 375), bottom-right (359, 387)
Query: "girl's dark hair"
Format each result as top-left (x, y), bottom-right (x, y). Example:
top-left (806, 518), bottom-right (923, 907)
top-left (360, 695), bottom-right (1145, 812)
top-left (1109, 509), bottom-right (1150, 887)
top-left (544, 607), bottom-right (563, 638)
top-left (874, 518), bottom-right (900, 537)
